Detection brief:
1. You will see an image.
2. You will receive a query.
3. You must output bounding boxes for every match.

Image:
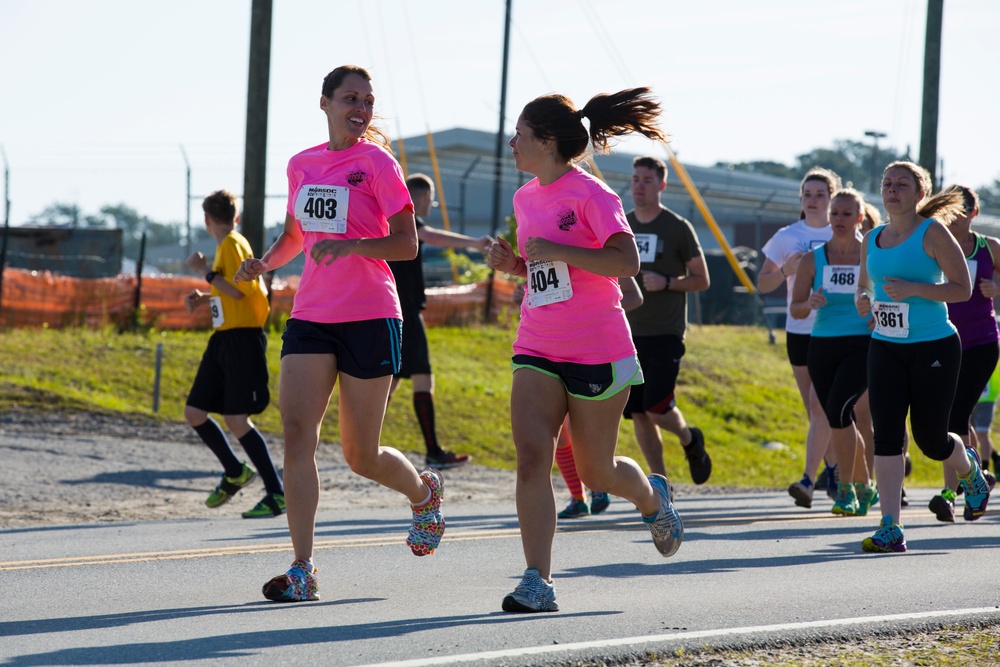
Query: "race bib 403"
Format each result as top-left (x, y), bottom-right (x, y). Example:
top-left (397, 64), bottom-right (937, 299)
top-left (296, 184), bottom-right (349, 234)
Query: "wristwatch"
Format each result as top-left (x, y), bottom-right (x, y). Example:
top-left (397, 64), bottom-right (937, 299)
top-left (205, 271), bottom-right (218, 284)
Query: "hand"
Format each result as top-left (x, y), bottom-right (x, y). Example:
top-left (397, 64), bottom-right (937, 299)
top-left (808, 286), bottom-right (827, 310)
top-left (186, 251), bottom-right (208, 273)
top-left (488, 236), bottom-right (519, 273)
top-left (310, 239), bottom-right (355, 267)
top-left (184, 290), bottom-right (205, 314)
top-left (235, 257), bottom-right (269, 283)
top-left (523, 236), bottom-right (559, 263)
top-left (476, 235), bottom-right (495, 254)
top-left (979, 277), bottom-right (999, 299)
top-left (883, 277), bottom-right (916, 301)
top-left (855, 291), bottom-right (872, 318)
top-left (639, 270), bottom-right (668, 292)
top-left (781, 251), bottom-right (806, 277)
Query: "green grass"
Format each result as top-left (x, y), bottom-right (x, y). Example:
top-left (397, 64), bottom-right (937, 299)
top-left (0, 322), bottom-right (971, 488)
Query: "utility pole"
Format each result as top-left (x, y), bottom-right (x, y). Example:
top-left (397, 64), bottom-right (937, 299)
top-left (242, 0), bottom-right (272, 256)
top-left (484, 0), bottom-right (512, 321)
top-left (864, 130), bottom-right (886, 194)
top-left (919, 0), bottom-right (943, 187)
top-left (179, 144), bottom-right (192, 261)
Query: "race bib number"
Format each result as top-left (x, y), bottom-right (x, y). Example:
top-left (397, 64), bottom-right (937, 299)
top-left (822, 265), bottom-right (859, 294)
top-left (872, 301), bottom-right (910, 338)
top-left (209, 296), bottom-right (225, 328)
top-left (634, 233), bottom-right (658, 263)
top-left (525, 260), bottom-right (572, 308)
top-left (295, 184), bottom-right (349, 234)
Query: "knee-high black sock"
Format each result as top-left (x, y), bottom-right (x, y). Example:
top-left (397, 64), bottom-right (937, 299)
top-left (239, 428), bottom-right (283, 495)
top-left (413, 391), bottom-right (441, 455)
top-left (194, 418), bottom-right (242, 477)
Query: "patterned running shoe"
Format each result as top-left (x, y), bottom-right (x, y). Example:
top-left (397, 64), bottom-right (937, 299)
top-left (205, 462), bottom-right (255, 508)
top-left (958, 447), bottom-right (991, 521)
top-left (407, 469), bottom-right (445, 556)
top-left (788, 475), bottom-right (814, 509)
top-left (928, 488), bottom-right (956, 523)
top-left (501, 568), bottom-right (559, 613)
top-left (557, 497), bottom-right (589, 519)
top-left (644, 474), bottom-right (683, 557)
top-left (242, 492), bottom-right (286, 519)
top-left (831, 482), bottom-right (859, 516)
top-left (262, 559), bottom-right (319, 602)
top-left (590, 491), bottom-right (611, 515)
top-left (862, 515), bottom-right (907, 553)
top-left (854, 483), bottom-right (879, 517)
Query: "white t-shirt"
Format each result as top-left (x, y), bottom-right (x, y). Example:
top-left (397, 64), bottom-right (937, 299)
top-left (761, 219), bottom-right (832, 335)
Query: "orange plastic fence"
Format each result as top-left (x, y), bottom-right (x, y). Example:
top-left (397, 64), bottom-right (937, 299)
top-left (0, 268), bottom-right (518, 330)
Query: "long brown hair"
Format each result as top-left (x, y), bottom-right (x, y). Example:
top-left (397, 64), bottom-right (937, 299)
top-left (321, 65), bottom-right (392, 149)
top-left (521, 87), bottom-right (666, 162)
top-left (883, 161), bottom-right (965, 224)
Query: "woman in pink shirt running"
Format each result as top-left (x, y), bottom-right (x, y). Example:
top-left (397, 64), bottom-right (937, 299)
top-left (236, 65), bottom-right (444, 602)
top-left (488, 88), bottom-right (683, 613)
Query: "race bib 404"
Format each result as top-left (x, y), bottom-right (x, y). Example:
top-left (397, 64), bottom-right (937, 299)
top-left (525, 260), bottom-right (573, 308)
top-left (296, 184), bottom-right (349, 234)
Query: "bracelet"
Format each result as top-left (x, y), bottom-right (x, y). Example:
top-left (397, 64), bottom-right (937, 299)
top-left (778, 265), bottom-right (786, 277)
top-left (205, 271), bottom-right (218, 284)
top-left (665, 275), bottom-right (672, 289)
top-left (513, 256), bottom-right (526, 274)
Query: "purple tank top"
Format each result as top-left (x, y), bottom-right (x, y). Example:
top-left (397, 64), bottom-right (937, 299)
top-left (948, 233), bottom-right (999, 349)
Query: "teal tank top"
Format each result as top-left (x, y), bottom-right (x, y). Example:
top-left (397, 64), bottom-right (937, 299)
top-left (811, 244), bottom-right (871, 337)
top-left (866, 218), bottom-right (956, 343)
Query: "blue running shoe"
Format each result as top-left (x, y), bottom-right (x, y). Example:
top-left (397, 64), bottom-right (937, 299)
top-left (831, 482), bottom-right (859, 515)
top-left (557, 497), bottom-right (589, 519)
top-left (644, 474), bottom-right (683, 557)
top-left (788, 475), bottom-right (814, 508)
top-left (502, 568), bottom-right (558, 612)
top-left (959, 447), bottom-right (991, 521)
top-left (854, 483), bottom-right (879, 517)
top-left (862, 515), bottom-right (906, 553)
top-left (590, 491), bottom-right (611, 515)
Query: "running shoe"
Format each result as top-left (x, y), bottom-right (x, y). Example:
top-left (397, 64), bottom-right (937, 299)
top-left (407, 469), bottom-right (445, 556)
top-left (901, 487), bottom-right (910, 507)
top-left (824, 464), bottom-right (839, 501)
top-left (814, 466), bottom-right (829, 491)
top-left (501, 568), bottom-right (559, 613)
top-left (205, 462), bottom-right (255, 508)
top-left (683, 427), bottom-right (712, 485)
top-left (854, 483), bottom-right (879, 517)
top-left (426, 449), bottom-right (470, 470)
top-left (861, 515), bottom-right (906, 553)
top-left (991, 451), bottom-right (1000, 475)
top-left (644, 474), bottom-right (683, 557)
top-left (985, 469), bottom-right (997, 491)
top-left (242, 492), bottom-right (286, 519)
top-left (958, 447), bottom-right (991, 521)
top-left (788, 475), bottom-right (814, 509)
top-left (557, 497), bottom-right (590, 519)
top-left (262, 559), bottom-right (319, 602)
top-left (590, 491), bottom-right (611, 515)
top-left (831, 482), bottom-right (859, 516)
top-left (928, 488), bottom-right (956, 523)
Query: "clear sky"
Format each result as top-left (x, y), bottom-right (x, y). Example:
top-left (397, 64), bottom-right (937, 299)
top-left (0, 0), bottom-right (996, 229)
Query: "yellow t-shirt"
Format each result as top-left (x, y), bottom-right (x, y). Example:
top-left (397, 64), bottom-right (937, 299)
top-left (211, 231), bottom-right (269, 330)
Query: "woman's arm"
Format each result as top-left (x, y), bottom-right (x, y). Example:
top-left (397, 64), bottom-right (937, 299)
top-left (884, 221), bottom-right (971, 303)
top-left (310, 208), bottom-right (417, 266)
top-left (524, 231), bottom-right (639, 277)
top-left (235, 212), bottom-right (304, 282)
top-left (788, 251), bottom-right (818, 319)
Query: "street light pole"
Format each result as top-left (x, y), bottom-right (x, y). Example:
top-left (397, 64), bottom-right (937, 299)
top-left (864, 130), bottom-right (887, 194)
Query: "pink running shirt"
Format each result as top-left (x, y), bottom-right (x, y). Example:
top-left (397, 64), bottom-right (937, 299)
top-left (512, 167), bottom-right (636, 364)
top-left (285, 140), bottom-right (413, 323)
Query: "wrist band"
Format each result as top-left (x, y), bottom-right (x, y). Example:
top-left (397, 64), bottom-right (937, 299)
top-left (779, 265), bottom-right (786, 277)
top-left (205, 271), bottom-right (218, 284)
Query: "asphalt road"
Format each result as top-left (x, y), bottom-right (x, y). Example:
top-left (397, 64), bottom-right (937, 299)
top-left (2, 490), bottom-right (999, 666)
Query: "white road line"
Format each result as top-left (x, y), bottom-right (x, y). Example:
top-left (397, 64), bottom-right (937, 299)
top-left (356, 607), bottom-right (1000, 667)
